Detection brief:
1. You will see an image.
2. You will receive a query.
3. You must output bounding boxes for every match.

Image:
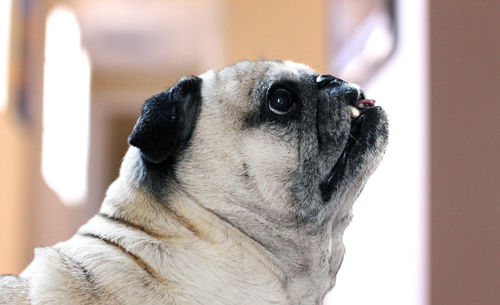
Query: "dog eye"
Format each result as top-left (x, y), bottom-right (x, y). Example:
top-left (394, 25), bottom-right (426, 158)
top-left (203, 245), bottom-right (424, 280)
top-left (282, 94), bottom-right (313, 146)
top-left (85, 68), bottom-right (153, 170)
top-left (268, 88), bottom-right (293, 115)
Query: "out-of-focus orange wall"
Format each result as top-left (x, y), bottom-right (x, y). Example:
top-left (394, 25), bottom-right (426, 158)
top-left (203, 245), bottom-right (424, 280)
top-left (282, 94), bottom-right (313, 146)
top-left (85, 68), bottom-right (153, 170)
top-left (0, 116), bottom-right (31, 274)
top-left (225, 0), bottom-right (327, 71)
top-left (0, 0), bottom-right (39, 274)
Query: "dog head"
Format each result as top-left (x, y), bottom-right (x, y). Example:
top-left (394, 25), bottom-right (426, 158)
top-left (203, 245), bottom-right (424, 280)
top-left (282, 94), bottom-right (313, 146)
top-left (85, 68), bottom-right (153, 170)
top-left (127, 60), bottom-right (388, 298)
top-left (129, 60), bottom-right (387, 227)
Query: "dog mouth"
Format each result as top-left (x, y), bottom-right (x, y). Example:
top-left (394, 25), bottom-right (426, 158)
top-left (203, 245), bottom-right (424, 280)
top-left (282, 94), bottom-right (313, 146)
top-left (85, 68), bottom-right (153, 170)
top-left (319, 98), bottom-right (383, 202)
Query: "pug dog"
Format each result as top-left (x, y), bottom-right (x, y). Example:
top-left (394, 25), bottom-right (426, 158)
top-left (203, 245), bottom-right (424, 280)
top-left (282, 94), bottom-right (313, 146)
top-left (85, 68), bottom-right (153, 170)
top-left (0, 60), bottom-right (388, 305)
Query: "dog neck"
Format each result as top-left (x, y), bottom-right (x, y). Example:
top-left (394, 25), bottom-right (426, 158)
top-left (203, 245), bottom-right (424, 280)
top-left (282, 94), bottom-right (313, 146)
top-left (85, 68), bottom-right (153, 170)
top-left (173, 186), bottom-right (345, 304)
top-left (98, 150), bottom-right (345, 304)
top-left (98, 192), bottom-right (342, 304)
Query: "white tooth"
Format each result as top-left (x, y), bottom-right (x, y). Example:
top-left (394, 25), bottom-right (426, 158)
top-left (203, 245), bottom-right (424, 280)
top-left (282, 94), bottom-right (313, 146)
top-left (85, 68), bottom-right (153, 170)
top-left (349, 106), bottom-right (360, 119)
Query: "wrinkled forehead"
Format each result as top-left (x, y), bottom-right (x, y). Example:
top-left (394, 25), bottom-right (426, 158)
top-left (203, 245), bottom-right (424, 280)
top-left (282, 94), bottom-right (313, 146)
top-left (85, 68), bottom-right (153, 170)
top-left (263, 60), bottom-right (316, 79)
top-left (198, 60), bottom-right (317, 115)
top-left (216, 60), bottom-right (316, 83)
top-left (279, 60), bottom-right (316, 76)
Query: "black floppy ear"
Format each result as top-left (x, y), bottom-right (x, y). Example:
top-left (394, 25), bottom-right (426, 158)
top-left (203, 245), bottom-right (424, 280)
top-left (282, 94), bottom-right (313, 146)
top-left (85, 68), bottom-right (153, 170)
top-left (128, 76), bottom-right (202, 164)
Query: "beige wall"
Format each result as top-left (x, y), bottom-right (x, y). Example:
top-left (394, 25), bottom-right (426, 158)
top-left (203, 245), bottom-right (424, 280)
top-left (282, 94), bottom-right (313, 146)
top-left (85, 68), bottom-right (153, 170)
top-left (0, 0), bottom-right (40, 274)
top-left (0, 116), bottom-right (31, 274)
top-left (224, 0), bottom-right (327, 71)
top-left (430, 1), bottom-right (500, 304)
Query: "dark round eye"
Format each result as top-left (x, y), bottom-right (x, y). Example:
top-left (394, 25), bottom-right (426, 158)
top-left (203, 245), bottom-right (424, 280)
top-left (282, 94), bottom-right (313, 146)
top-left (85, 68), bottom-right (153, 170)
top-left (268, 88), bottom-right (293, 115)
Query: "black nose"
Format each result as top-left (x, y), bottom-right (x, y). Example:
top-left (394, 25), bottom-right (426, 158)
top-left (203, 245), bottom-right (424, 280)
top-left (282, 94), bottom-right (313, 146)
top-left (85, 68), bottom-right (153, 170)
top-left (316, 75), bottom-right (364, 105)
top-left (315, 74), bottom-right (345, 88)
top-left (344, 86), bottom-right (363, 106)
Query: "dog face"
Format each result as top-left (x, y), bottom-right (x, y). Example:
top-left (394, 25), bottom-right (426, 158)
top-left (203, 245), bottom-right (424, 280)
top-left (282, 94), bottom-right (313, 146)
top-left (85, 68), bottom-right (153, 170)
top-left (127, 60), bottom-right (388, 297)
top-left (129, 60), bottom-right (388, 230)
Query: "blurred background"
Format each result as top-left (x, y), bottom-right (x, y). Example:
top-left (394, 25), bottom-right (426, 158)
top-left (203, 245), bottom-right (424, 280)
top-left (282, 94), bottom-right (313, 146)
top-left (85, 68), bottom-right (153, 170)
top-left (0, 0), bottom-right (498, 304)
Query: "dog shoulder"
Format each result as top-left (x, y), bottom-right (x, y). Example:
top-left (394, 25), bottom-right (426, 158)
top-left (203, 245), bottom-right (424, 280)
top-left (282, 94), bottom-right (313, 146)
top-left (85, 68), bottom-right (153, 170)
top-left (0, 274), bottom-right (30, 305)
top-left (22, 246), bottom-right (99, 305)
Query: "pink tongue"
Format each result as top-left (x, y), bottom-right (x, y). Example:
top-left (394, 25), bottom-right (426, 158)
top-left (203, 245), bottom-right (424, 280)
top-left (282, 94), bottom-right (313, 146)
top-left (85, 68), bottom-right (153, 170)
top-left (358, 99), bottom-right (376, 108)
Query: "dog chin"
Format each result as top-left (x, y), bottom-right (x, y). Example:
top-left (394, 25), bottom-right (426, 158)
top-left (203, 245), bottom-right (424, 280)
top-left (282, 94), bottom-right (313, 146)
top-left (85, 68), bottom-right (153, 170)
top-left (320, 106), bottom-right (388, 202)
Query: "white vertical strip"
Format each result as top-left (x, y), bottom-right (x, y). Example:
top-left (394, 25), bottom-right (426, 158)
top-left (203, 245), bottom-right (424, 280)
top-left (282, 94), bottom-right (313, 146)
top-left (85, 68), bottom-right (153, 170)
top-left (41, 6), bottom-right (91, 206)
top-left (325, 0), bottom-right (429, 304)
top-left (0, 0), bottom-right (12, 112)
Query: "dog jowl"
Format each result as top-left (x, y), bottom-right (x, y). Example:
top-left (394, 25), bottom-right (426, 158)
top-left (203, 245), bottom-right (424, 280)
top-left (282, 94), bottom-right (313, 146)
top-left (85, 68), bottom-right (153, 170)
top-left (0, 60), bottom-right (388, 305)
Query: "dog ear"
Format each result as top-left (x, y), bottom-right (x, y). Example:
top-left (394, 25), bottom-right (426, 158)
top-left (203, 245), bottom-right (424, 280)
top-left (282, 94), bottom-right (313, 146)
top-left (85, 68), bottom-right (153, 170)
top-left (128, 76), bottom-right (202, 164)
